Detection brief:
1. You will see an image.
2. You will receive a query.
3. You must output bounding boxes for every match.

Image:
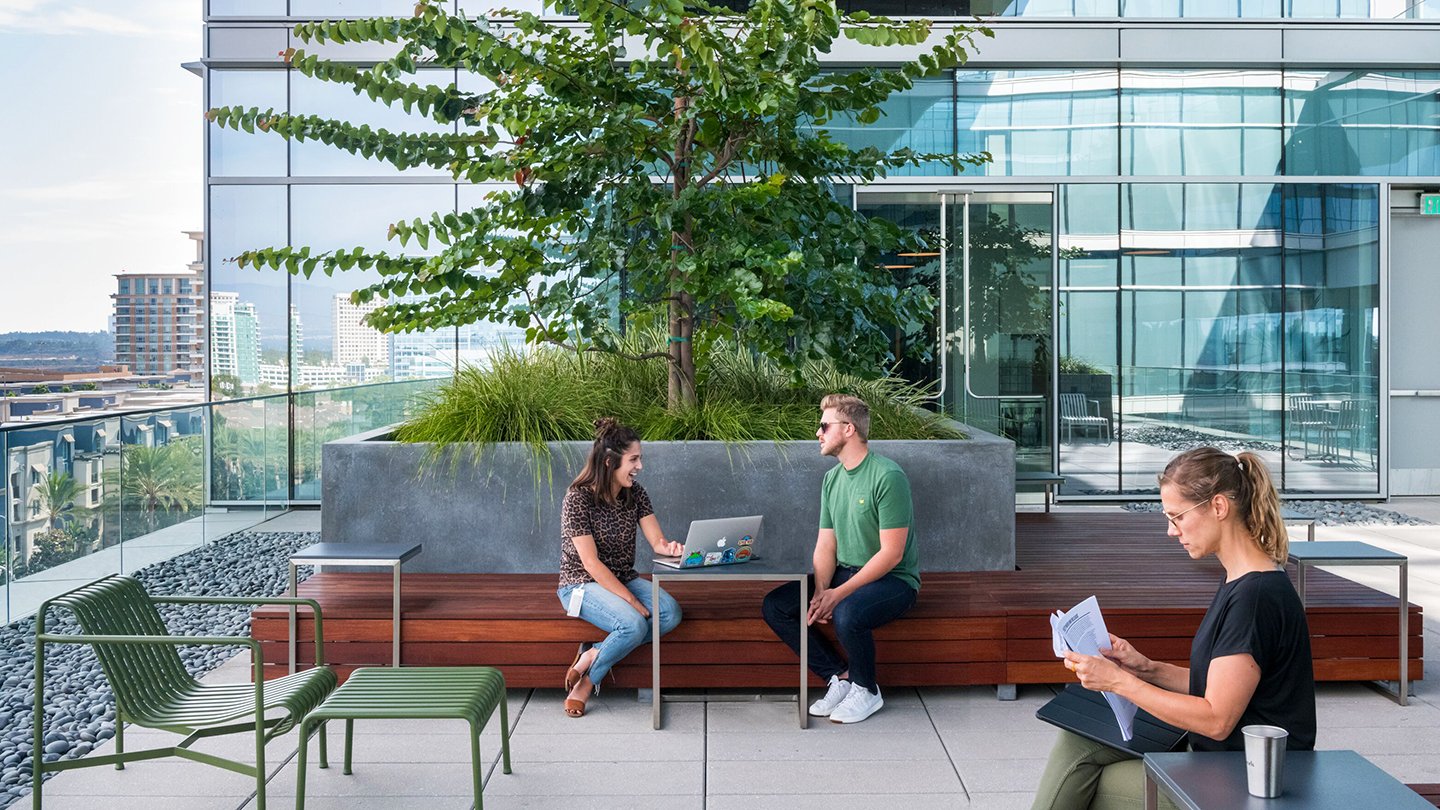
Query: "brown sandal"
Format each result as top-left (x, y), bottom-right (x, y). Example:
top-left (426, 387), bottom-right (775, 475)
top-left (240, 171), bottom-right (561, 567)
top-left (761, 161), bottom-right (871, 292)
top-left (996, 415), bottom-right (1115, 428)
top-left (564, 642), bottom-right (592, 692)
top-left (563, 676), bottom-right (592, 718)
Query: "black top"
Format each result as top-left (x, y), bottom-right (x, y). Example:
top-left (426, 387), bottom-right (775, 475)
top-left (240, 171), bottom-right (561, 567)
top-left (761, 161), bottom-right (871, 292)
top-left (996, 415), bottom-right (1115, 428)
top-left (1188, 569), bottom-right (1316, 752)
top-left (558, 484), bottom-right (654, 588)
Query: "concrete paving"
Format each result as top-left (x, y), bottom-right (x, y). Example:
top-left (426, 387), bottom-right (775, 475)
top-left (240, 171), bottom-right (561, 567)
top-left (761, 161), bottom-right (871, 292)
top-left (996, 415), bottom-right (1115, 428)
top-left (28, 500), bottom-right (1440, 809)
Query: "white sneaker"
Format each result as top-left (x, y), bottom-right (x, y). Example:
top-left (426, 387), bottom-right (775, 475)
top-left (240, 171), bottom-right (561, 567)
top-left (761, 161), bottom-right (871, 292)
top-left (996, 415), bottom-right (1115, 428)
top-left (829, 683), bottom-right (883, 724)
top-left (808, 675), bottom-right (853, 716)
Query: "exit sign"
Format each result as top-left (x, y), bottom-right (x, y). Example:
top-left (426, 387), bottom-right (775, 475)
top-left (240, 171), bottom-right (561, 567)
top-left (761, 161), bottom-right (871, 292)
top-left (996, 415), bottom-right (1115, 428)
top-left (1423, 193), bottom-right (1440, 215)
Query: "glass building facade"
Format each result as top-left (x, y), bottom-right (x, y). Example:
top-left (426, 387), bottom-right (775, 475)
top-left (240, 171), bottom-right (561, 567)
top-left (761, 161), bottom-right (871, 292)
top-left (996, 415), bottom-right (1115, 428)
top-left (197, 1), bottom-right (1440, 500)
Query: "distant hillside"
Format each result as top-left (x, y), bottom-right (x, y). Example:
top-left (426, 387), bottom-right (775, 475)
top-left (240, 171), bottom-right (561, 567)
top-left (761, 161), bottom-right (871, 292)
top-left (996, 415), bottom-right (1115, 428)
top-left (0, 331), bottom-right (114, 371)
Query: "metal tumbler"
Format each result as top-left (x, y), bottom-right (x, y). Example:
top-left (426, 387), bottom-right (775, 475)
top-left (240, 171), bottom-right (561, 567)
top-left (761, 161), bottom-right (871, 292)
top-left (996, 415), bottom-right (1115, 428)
top-left (1242, 724), bottom-right (1289, 798)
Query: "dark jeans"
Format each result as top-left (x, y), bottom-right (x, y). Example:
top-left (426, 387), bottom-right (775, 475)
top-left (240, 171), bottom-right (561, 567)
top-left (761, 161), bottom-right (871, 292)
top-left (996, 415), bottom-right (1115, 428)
top-left (761, 567), bottom-right (917, 692)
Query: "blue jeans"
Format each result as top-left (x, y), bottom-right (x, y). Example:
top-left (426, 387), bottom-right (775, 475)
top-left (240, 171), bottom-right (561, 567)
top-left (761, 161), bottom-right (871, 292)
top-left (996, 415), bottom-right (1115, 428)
top-left (556, 578), bottom-right (682, 687)
top-left (761, 567), bottom-right (917, 692)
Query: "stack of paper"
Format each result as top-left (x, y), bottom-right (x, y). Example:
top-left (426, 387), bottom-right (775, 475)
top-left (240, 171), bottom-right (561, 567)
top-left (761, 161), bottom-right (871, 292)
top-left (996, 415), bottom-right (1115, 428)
top-left (1051, 595), bottom-right (1138, 741)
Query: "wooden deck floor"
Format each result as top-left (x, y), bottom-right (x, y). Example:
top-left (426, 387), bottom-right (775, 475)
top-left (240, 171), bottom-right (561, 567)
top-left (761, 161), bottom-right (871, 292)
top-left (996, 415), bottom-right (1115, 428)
top-left (252, 512), bottom-right (1423, 687)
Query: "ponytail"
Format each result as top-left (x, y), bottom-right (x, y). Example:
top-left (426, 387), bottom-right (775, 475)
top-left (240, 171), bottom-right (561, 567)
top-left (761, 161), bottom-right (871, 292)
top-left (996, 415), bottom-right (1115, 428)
top-left (1237, 451), bottom-right (1287, 564)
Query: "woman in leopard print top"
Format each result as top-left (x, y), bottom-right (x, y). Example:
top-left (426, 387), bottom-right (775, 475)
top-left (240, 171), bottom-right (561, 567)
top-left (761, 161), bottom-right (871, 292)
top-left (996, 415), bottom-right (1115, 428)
top-left (556, 419), bottom-right (684, 717)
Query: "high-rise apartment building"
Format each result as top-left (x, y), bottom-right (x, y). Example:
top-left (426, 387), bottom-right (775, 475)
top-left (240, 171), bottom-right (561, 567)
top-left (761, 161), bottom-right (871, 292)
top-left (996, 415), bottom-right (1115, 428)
top-left (112, 231), bottom-right (205, 383)
top-left (203, 2), bottom-right (1440, 499)
top-left (209, 291), bottom-right (261, 391)
top-left (332, 293), bottom-right (390, 369)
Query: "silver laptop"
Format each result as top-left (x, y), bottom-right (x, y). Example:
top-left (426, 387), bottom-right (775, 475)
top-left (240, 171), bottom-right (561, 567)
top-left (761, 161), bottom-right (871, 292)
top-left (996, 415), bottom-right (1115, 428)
top-left (653, 515), bottom-right (763, 568)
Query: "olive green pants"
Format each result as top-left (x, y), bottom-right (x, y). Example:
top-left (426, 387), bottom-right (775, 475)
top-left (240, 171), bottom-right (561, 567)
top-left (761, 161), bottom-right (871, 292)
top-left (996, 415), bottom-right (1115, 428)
top-left (1031, 730), bottom-right (1180, 810)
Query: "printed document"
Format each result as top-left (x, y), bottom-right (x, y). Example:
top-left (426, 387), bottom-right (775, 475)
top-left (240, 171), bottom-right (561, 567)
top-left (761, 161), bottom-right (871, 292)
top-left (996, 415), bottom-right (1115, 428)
top-left (1051, 596), bottom-right (1138, 740)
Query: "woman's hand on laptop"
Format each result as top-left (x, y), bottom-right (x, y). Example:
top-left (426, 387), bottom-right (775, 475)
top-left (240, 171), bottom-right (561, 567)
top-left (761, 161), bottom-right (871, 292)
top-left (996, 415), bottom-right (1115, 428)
top-left (655, 539), bottom-right (684, 557)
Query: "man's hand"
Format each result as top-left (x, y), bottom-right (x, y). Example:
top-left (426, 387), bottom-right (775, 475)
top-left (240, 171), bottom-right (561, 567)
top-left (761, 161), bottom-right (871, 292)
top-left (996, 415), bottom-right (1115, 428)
top-left (807, 587), bottom-right (844, 625)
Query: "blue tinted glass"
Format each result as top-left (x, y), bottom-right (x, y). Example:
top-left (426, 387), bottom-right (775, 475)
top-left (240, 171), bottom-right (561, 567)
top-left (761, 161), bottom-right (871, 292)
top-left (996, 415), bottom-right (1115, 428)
top-left (210, 185), bottom-right (289, 397)
top-left (1123, 0), bottom-right (1279, 16)
top-left (210, 71), bottom-right (287, 177)
top-left (1122, 70), bottom-right (1282, 176)
top-left (290, 69), bottom-right (457, 177)
top-left (824, 76), bottom-right (954, 177)
top-left (957, 70), bottom-right (1118, 176)
top-left (1284, 71), bottom-right (1440, 175)
top-left (209, 0), bottom-right (286, 14)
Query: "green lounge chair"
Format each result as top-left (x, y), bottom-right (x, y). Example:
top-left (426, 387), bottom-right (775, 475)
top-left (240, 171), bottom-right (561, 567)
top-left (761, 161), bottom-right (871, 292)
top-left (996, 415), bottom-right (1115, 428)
top-left (32, 574), bottom-right (338, 810)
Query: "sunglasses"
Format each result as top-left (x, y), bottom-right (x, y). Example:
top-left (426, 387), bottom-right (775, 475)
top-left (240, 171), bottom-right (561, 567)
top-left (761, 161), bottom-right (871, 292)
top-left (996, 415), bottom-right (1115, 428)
top-left (818, 420), bottom-right (850, 434)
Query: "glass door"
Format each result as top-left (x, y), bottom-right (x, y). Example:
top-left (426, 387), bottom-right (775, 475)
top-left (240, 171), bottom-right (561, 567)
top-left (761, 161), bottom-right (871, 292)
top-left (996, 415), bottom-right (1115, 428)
top-left (857, 188), bottom-right (1057, 473)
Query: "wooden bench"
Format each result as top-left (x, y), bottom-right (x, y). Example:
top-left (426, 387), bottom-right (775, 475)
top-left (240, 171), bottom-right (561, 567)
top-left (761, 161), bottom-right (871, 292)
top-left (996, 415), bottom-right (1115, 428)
top-left (252, 514), bottom-right (1423, 691)
top-left (1409, 784), bottom-right (1440, 807)
top-left (1016, 471), bottom-right (1066, 512)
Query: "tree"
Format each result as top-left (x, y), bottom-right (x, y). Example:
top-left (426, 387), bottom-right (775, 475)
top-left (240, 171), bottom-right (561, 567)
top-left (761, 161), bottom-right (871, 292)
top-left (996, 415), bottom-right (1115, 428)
top-left (106, 439), bottom-right (204, 536)
top-left (208, 0), bottom-right (990, 408)
top-left (36, 470), bottom-right (88, 529)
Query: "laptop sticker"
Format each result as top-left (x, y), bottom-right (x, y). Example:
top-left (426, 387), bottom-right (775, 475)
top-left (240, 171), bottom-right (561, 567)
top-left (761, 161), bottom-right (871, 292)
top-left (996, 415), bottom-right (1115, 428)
top-left (735, 546), bottom-right (752, 560)
top-left (721, 548), bottom-right (737, 563)
top-left (704, 551), bottom-right (723, 566)
top-left (739, 535), bottom-right (753, 546)
top-left (683, 551), bottom-right (705, 568)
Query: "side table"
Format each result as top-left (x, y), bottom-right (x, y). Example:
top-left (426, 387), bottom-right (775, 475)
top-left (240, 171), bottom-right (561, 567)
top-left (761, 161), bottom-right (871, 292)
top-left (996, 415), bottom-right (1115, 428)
top-left (1143, 750), bottom-right (1434, 809)
top-left (651, 560), bottom-right (809, 730)
top-left (288, 542), bottom-right (423, 672)
top-left (1287, 540), bottom-right (1409, 705)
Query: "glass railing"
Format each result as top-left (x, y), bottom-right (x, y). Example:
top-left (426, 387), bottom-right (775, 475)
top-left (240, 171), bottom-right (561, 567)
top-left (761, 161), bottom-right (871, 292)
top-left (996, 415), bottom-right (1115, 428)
top-left (0, 378), bottom-right (440, 623)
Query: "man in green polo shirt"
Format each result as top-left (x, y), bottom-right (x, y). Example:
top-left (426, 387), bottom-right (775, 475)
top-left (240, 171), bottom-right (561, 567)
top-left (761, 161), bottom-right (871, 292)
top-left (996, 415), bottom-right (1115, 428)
top-left (761, 393), bottom-right (920, 724)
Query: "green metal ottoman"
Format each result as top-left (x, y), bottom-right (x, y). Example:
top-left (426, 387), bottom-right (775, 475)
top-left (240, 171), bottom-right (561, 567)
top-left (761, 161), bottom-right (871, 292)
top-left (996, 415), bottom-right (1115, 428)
top-left (295, 666), bottom-right (512, 809)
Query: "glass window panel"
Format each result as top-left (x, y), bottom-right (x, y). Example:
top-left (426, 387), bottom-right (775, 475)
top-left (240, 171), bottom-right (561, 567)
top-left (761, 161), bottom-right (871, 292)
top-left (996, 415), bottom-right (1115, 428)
top-left (1283, 184), bottom-right (1379, 493)
top-left (1122, 70), bottom-right (1282, 176)
top-left (209, 71), bottom-right (287, 177)
top-left (209, 0), bottom-right (286, 15)
top-left (210, 185), bottom-right (289, 397)
top-left (290, 0), bottom-right (438, 14)
top-left (290, 69), bottom-right (457, 176)
top-left (823, 77), bottom-right (953, 178)
top-left (290, 184), bottom-right (458, 389)
top-left (957, 70), bottom-right (1118, 176)
top-left (1284, 71), bottom-right (1440, 175)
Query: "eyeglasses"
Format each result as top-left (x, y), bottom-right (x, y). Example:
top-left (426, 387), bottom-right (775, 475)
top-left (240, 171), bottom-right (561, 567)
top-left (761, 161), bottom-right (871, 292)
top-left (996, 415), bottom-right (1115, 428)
top-left (1162, 500), bottom-right (1207, 528)
top-left (818, 421), bottom-right (850, 434)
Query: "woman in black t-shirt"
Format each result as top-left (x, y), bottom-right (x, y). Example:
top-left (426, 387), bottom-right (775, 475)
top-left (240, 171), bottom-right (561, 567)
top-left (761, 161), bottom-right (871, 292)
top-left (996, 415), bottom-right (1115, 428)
top-left (1032, 447), bottom-right (1315, 810)
top-left (556, 419), bottom-right (685, 718)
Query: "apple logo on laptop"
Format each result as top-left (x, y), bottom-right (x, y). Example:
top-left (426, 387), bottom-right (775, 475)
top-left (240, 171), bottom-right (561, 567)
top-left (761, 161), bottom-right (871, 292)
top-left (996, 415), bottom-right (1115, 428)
top-left (717, 536), bottom-right (728, 547)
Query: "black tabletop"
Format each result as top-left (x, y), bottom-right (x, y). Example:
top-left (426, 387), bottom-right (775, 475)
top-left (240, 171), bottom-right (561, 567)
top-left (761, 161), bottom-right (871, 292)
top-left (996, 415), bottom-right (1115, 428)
top-left (289, 542), bottom-right (423, 564)
top-left (650, 558), bottom-right (808, 578)
top-left (1144, 750), bottom-right (1433, 810)
top-left (1286, 541), bottom-right (1406, 562)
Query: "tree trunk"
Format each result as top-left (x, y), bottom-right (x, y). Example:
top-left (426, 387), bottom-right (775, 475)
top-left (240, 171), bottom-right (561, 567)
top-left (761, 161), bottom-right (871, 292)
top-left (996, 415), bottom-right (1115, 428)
top-left (668, 74), bottom-right (697, 411)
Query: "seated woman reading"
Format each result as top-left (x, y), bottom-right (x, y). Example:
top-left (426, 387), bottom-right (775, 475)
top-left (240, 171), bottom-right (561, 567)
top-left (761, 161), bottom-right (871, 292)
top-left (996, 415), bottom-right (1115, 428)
top-left (1032, 447), bottom-right (1315, 810)
top-left (556, 418), bottom-right (684, 718)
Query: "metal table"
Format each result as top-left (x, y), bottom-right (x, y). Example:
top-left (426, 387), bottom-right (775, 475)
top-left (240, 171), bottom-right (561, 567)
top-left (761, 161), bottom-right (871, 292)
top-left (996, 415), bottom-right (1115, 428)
top-left (288, 542), bottom-right (423, 672)
top-left (651, 559), bottom-right (809, 730)
top-left (1279, 507), bottom-right (1316, 543)
top-left (1287, 540), bottom-right (1409, 705)
top-left (1144, 750), bottom-right (1434, 810)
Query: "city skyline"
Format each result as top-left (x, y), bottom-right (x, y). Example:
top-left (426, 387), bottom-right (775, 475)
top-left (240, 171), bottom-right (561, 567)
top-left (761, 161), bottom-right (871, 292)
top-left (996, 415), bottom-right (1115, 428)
top-left (0, 1), bottom-right (201, 333)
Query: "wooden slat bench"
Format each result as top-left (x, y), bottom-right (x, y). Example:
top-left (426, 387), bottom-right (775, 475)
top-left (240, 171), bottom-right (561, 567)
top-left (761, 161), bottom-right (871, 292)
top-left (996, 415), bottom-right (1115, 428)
top-left (252, 514), bottom-right (1423, 689)
top-left (1409, 784), bottom-right (1440, 807)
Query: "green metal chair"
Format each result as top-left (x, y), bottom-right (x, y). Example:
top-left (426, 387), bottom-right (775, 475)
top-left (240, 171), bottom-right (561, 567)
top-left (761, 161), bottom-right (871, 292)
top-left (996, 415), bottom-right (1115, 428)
top-left (32, 574), bottom-right (338, 810)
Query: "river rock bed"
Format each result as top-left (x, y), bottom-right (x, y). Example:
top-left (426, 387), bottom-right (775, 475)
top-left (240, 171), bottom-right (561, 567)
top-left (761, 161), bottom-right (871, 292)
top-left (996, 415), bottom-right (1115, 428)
top-left (1123, 500), bottom-right (1431, 526)
top-left (0, 530), bottom-right (317, 809)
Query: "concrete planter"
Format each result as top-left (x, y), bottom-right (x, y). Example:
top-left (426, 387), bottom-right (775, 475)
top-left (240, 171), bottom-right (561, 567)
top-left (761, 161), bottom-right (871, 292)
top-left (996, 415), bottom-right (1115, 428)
top-left (322, 423), bottom-right (1016, 574)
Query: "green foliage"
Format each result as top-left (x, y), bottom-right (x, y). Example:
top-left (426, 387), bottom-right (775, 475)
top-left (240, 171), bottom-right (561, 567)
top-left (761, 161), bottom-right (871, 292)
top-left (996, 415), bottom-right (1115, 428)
top-left (32, 384), bottom-right (50, 394)
top-left (1058, 355), bottom-right (1109, 375)
top-left (79, 382), bottom-right (99, 391)
top-left (105, 438), bottom-right (204, 535)
top-left (206, 0), bottom-right (992, 408)
top-left (395, 330), bottom-right (964, 447)
top-left (36, 471), bottom-right (88, 527)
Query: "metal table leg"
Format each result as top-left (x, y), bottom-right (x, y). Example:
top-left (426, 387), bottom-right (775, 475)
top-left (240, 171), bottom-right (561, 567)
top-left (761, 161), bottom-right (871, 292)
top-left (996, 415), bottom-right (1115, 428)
top-left (1143, 773), bottom-right (1158, 810)
top-left (288, 561), bottom-right (298, 675)
top-left (1399, 560), bottom-right (1408, 706)
top-left (652, 578), bottom-right (662, 730)
top-left (799, 577), bottom-right (808, 729)
top-left (392, 561), bottom-right (402, 667)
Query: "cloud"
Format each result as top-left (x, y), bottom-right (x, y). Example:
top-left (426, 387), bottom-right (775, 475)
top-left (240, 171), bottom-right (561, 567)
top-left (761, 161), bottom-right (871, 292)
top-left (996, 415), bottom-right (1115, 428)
top-left (0, 0), bottom-right (190, 39)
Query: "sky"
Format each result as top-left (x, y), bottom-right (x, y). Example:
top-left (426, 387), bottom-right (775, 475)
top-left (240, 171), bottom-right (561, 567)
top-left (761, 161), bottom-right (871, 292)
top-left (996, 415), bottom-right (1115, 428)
top-left (0, 0), bottom-right (202, 333)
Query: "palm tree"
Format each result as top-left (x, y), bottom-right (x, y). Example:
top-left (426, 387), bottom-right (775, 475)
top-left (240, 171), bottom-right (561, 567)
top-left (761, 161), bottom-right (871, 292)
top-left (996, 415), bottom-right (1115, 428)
top-left (106, 439), bottom-right (204, 536)
top-left (36, 471), bottom-right (88, 529)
